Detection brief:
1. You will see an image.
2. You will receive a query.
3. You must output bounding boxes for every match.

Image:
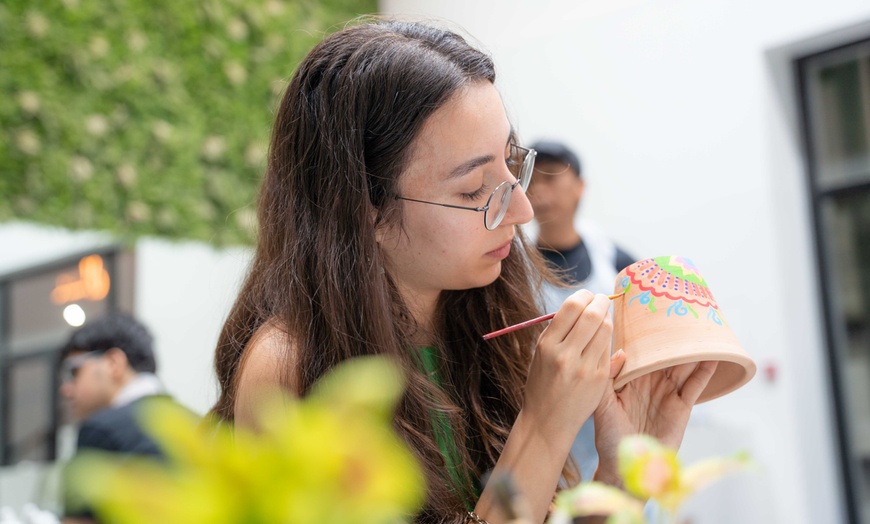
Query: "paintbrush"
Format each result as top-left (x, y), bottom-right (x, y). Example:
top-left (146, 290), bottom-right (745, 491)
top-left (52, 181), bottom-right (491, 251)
top-left (482, 293), bottom-right (624, 341)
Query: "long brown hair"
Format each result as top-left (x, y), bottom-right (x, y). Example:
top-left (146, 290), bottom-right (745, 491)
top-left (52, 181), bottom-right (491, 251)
top-left (212, 18), bottom-right (561, 522)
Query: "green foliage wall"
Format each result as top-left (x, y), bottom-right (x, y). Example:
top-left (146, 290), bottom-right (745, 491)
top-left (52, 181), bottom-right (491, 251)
top-left (0, 0), bottom-right (376, 245)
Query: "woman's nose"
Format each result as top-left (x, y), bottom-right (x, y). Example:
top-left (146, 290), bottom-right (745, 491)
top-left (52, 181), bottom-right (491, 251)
top-left (502, 185), bottom-right (534, 227)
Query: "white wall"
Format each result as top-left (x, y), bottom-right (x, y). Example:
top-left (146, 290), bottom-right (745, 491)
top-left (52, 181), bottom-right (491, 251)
top-left (0, 222), bottom-right (113, 275)
top-left (379, 1), bottom-right (870, 522)
top-left (134, 238), bottom-right (250, 415)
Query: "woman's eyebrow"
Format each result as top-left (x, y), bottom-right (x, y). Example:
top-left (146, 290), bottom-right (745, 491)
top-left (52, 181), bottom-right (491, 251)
top-left (447, 155), bottom-right (495, 180)
top-left (445, 128), bottom-right (513, 180)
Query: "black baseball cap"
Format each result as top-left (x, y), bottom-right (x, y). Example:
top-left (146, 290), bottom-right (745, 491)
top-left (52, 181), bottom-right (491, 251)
top-left (529, 140), bottom-right (582, 178)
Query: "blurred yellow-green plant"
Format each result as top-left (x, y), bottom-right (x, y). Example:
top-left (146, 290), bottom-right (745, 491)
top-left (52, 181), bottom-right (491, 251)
top-left (0, 0), bottom-right (375, 245)
top-left (548, 434), bottom-right (753, 524)
top-left (65, 356), bottom-right (426, 523)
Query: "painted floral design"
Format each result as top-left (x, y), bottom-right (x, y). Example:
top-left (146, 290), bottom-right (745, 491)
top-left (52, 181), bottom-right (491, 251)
top-left (617, 256), bottom-right (728, 326)
top-left (621, 256), bottom-right (717, 308)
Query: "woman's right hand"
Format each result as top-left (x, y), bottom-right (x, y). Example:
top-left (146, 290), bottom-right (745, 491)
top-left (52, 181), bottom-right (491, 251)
top-left (478, 291), bottom-right (617, 522)
top-left (522, 290), bottom-right (614, 445)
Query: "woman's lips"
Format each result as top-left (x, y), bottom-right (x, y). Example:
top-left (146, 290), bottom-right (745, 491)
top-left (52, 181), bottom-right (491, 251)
top-left (487, 239), bottom-right (512, 259)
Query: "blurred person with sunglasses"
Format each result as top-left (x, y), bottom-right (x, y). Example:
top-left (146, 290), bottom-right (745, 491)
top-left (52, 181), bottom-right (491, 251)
top-left (58, 313), bottom-right (179, 523)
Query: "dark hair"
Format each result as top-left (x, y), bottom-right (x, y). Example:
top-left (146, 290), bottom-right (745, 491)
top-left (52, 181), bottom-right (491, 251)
top-left (62, 313), bottom-right (157, 373)
top-left (212, 18), bottom-right (563, 520)
top-left (529, 139), bottom-right (582, 178)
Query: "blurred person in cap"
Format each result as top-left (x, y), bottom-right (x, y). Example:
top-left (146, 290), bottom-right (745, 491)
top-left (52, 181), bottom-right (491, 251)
top-left (526, 139), bottom-right (636, 482)
top-left (58, 313), bottom-right (180, 523)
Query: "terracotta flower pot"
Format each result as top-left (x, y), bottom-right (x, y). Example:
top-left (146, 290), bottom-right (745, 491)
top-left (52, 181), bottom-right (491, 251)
top-left (612, 256), bottom-right (756, 403)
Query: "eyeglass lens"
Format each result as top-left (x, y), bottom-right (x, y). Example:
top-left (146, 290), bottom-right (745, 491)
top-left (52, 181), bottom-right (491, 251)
top-left (484, 146), bottom-right (535, 229)
top-left (60, 351), bottom-right (101, 382)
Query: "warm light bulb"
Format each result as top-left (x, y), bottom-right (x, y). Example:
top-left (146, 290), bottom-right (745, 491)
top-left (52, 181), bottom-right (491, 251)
top-left (63, 304), bottom-right (86, 327)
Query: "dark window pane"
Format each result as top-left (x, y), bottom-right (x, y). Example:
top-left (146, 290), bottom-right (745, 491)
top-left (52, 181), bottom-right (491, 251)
top-left (8, 356), bottom-right (55, 463)
top-left (806, 44), bottom-right (870, 188)
top-left (820, 190), bottom-right (870, 325)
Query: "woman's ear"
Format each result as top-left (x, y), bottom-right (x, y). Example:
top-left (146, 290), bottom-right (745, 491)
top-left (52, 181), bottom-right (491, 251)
top-left (373, 207), bottom-right (389, 245)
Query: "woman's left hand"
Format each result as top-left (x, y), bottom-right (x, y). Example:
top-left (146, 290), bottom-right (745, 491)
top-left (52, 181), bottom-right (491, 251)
top-left (592, 358), bottom-right (718, 485)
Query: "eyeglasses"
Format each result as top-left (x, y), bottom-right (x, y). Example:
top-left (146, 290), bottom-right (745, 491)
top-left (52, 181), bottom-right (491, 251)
top-left (396, 144), bottom-right (537, 230)
top-left (60, 350), bottom-right (104, 383)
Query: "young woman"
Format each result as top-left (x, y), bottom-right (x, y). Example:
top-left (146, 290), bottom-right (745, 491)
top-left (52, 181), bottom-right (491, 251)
top-left (211, 18), bottom-right (716, 524)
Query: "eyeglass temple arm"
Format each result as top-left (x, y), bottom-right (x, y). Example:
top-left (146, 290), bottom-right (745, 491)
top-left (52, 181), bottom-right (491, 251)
top-left (395, 196), bottom-right (487, 212)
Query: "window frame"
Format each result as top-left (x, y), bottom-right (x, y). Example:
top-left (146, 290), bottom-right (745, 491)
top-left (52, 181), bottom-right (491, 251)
top-left (0, 246), bottom-right (131, 466)
top-left (797, 35), bottom-right (870, 524)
